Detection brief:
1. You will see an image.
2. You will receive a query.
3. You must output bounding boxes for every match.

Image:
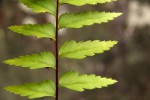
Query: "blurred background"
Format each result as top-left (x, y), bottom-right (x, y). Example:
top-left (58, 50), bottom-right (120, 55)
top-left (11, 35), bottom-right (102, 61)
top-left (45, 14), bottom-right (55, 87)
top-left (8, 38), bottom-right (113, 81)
top-left (0, 0), bottom-right (150, 100)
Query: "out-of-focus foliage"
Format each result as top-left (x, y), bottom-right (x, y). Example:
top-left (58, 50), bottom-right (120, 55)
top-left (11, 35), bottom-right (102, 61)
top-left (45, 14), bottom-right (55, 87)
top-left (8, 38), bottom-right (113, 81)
top-left (138, 0), bottom-right (150, 4)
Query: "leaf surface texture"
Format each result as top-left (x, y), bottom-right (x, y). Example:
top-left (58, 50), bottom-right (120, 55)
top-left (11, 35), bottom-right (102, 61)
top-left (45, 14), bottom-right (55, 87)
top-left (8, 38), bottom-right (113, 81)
top-left (59, 71), bottom-right (117, 91)
top-left (20, 0), bottom-right (56, 15)
top-left (59, 40), bottom-right (117, 59)
top-left (59, 11), bottom-right (122, 28)
top-left (9, 23), bottom-right (56, 40)
top-left (5, 80), bottom-right (55, 99)
top-left (60, 0), bottom-right (116, 6)
top-left (3, 52), bottom-right (56, 69)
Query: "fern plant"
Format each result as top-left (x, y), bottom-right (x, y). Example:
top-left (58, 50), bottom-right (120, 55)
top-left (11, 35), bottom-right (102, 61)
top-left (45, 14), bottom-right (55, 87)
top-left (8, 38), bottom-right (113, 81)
top-left (3, 0), bottom-right (122, 99)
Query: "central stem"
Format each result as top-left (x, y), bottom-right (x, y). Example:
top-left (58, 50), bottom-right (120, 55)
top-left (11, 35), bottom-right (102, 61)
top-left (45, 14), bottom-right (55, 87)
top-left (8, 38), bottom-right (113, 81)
top-left (55, 0), bottom-right (59, 100)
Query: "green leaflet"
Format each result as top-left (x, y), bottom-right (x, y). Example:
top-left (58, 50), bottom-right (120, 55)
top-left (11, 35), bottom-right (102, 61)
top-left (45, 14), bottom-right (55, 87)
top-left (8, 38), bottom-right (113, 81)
top-left (59, 71), bottom-right (117, 92)
top-left (60, 0), bottom-right (116, 6)
top-left (9, 23), bottom-right (56, 40)
top-left (3, 52), bottom-right (56, 69)
top-left (5, 80), bottom-right (55, 99)
top-left (20, 0), bottom-right (56, 15)
top-left (59, 11), bottom-right (122, 29)
top-left (59, 40), bottom-right (117, 59)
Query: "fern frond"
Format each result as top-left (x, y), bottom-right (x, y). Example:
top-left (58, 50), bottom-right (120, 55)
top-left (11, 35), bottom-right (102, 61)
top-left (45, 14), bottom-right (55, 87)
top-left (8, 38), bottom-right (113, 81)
top-left (9, 23), bottom-right (56, 40)
top-left (5, 80), bottom-right (55, 99)
top-left (3, 52), bottom-right (56, 69)
top-left (59, 71), bottom-right (117, 92)
top-left (59, 11), bottom-right (122, 29)
top-left (60, 0), bottom-right (116, 6)
top-left (59, 40), bottom-right (117, 59)
top-left (20, 0), bottom-right (56, 15)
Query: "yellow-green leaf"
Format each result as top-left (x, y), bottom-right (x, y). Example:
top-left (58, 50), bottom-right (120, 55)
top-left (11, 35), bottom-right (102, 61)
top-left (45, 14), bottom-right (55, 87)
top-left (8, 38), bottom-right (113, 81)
top-left (3, 52), bottom-right (56, 69)
top-left (5, 80), bottom-right (55, 99)
top-left (59, 71), bottom-right (117, 91)
top-left (59, 11), bottom-right (122, 29)
top-left (60, 0), bottom-right (116, 6)
top-left (9, 23), bottom-right (56, 40)
top-left (59, 40), bottom-right (117, 59)
top-left (20, 0), bottom-right (56, 15)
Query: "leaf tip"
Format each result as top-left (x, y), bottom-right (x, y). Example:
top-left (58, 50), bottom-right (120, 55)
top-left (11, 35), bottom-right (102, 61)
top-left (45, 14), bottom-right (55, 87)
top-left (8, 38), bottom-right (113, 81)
top-left (116, 12), bottom-right (123, 17)
top-left (4, 86), bottom-right (14, 93)
top-left (113, 41), bottom-right (118, 45)
top-left (112, 79), bottom-right (118, 84)
top-left (2, 59), bottom-right (9, 65)
top-left (8, 26), bottom-right (15, 31)
top-left (108, 78), bottom-right (118, 86)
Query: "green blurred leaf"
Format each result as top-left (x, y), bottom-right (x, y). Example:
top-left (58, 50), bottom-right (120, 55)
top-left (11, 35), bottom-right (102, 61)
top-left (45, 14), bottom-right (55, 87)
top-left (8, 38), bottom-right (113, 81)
top-left (20, 0), bottom-right (56, 15)
top-left (3, 52), bottom-right (56, 69)
top-left (5, 80), bottom-right (55, 99)
top-left (9, 23), bottom-right (56, 40)
top-left (59, 11), bottom-right (122, 29)
top-left (59, 71), bottom-right (117, 91)
top-left (60, 0), bottom-right (116, 6)
top-left (59, 40), bottom-right (117, 59)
